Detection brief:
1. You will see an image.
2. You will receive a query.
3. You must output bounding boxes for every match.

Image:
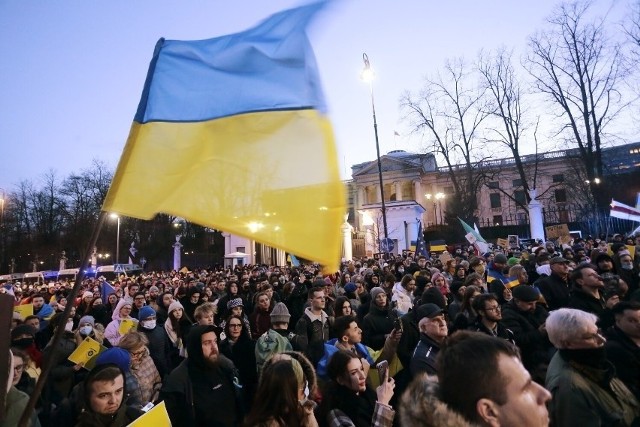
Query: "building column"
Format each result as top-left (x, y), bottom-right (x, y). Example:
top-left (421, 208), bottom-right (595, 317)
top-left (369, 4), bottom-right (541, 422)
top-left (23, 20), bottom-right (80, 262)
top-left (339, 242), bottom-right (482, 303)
top-left (413, 180), bottom-right (421, 203)
top-left (394, 181), bottom-right (402, 201)
top-left (358, 186), bottom-right (366, 208)
top-left (528, 189), bottom-right (545, 241)
top-left (375, 184), bottom-right (382, 203)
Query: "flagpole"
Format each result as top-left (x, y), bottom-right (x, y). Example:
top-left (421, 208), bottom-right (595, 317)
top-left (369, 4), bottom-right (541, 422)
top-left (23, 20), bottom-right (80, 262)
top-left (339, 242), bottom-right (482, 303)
top-left (19, 211), bottom-right (107, 427)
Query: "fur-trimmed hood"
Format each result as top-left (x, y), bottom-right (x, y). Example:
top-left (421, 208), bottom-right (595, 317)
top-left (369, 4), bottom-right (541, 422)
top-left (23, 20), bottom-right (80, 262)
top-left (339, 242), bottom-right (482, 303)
top-left (400, 374), bottom-right (482, 427)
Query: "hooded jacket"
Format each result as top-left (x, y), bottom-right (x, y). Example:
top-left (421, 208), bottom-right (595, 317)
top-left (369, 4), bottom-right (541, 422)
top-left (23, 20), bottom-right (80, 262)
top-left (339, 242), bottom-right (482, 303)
top-left (362, 303), bottom-right (394, 351)
top-left (399, 375), bottom-right (482, 427)
top-left (160, 325), bottom-right (242, 427)
top-left (104, 300), bottom-right (137, 346)
top-left (74, 363), bottom-right (143, 427)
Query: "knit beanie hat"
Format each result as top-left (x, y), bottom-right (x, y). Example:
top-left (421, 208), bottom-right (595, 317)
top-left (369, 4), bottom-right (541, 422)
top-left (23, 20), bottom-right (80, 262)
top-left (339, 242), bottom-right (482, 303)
top-left (227, 298), bottom-right (244, 310)
top-left (11, 324), bottom-right (36, 340)
top-left (344, 283), bottom-right (357, 293)
top-left (149, 285), bottom-right (159, 293)
top-left (82, 291), bottom-right (94, 299)
top-left (168, 301), bottom-right (184, 314)
top-left (96, 348), bottom-right (131, 373)
top-left (507, 257), bottom-right (521, 267)
top-left (270, 302), bottom-right (291, 324)
top-left (431, 272), bottom-right (445, 285)
top-left (78, 315), bottom-right (95, 327)
top-left (138, 306), bottom-right (156, 321)
top-left (370, 287), bottom-right (386, 301)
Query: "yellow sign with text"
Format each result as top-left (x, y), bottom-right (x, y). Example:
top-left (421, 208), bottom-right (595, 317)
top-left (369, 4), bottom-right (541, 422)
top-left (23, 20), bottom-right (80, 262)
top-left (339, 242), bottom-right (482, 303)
top-left (127, 401), bottom-right (172, 427)
top-left (68, 337), bottom-right (106, 370)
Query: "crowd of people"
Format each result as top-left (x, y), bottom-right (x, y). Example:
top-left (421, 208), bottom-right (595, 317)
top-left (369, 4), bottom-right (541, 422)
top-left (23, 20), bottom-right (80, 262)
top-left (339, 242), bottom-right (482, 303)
top-left (3, 232), bottom-right (640, 426)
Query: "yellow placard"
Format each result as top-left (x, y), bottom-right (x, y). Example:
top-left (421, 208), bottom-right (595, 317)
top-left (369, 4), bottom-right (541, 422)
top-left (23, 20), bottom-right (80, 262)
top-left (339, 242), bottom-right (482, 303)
top-left (119, 319), bottom-right (137, 335)
top-left (545, 224), bottom-right (570, 239)
top-left (127, 401), bottom-right (172, 427)
top-left (14, 304), bottom-right (33, 319)
top-left (496, 238), bottom-right (509, 248)
top-left (68, 337), bottom-right (105, 369)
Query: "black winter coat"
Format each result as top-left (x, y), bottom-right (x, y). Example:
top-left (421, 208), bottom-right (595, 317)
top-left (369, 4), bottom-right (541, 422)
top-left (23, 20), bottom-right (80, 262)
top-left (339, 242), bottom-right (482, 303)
top-left (605, 326), bottom-right (640, 401)
top-left (362, 304), bottom-right (394, 351)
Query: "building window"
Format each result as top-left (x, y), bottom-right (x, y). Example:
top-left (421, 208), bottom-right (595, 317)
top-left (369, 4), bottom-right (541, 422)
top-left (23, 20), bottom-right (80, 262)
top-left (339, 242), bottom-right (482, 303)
top-left (487, 181), bottom-right (499, 189)
top-left (493, 215), bottom-right (503, 226)
top-left (490, 193), bottom-right (502, 208)
top-left (514, 190), bottom-right (527, 206)
top-left (236, 246), bottom-right (245, 253)
top-left (552, 174), bottom-right (564, 183)
top-left (555, 189), bottom-right (567, 203)
top-left (512, 179), bottom-right (523, 187)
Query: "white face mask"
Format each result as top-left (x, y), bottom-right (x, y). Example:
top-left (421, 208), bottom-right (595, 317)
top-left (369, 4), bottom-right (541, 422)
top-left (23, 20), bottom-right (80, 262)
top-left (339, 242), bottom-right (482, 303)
top-left (621, 263), bottom-right (634, 271)
top-left (79, 325), bottom-right (93, 336)
top-left (142, 320), bottom-right (157, 330)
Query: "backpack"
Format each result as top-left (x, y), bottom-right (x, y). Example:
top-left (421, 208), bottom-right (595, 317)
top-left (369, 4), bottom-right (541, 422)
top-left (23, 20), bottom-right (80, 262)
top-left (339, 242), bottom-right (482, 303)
top-left (255, 329), bottom-right (292, 373)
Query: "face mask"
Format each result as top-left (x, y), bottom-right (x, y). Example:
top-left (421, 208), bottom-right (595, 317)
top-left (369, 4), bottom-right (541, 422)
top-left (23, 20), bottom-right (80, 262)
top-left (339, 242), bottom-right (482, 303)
top-left (398, 268), bottom-right (404, 274)
top-left (142, 320), bottom-right (157, 330)
top-left (621, 263), bottom-right (634, 270)
top-left (79, 326), bottom-right (93, 336)
top-left (65, 320), bottom-right (74, 332)
top-left (12, 338), bottom-right (34, 349)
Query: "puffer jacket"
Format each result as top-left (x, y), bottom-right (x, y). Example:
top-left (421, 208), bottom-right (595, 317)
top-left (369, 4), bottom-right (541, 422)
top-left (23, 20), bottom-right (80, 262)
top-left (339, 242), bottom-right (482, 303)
top-left (399, 375), bottom-right (482, 427)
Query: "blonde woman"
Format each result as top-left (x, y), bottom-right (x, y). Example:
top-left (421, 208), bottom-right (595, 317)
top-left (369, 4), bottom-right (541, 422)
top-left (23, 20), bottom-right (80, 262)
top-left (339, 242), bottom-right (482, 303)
top-left (119, 331), bottom-right (162, 404)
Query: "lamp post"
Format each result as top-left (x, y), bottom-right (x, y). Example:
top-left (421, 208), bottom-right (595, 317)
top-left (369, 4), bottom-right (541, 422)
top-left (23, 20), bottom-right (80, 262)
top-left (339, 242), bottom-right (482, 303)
top-left (110, 213), bottom-right (120, 264)
top-left (361, 52), bottom-right (389, 249)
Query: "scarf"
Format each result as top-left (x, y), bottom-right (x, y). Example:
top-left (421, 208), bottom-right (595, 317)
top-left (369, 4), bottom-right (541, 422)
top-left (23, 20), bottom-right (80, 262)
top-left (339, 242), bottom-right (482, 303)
top-left (164, 319), bottom-right (185, 357)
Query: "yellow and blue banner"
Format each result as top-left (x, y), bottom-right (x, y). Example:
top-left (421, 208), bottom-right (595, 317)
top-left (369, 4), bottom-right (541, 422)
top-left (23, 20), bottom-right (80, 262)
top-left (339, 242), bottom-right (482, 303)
top-left (102, 2), bottom-right (345, 270)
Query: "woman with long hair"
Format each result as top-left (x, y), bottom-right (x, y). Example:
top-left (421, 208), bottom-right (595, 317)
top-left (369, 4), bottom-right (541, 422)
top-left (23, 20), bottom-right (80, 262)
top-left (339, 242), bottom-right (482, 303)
top-left (244, 358), bottom-right (318, 427)
top-left (451, 285), bottom-right (482, 333)
top-left (163, 301), bottom-right (191, 368)
top-left (318, 350), bottom-right (395, 427)
top-left (333, 296), bottom-right (353, 320)
top-left (119, 331), bottom-right (162, 404)
top-left (220, 314), bottom-right (258, 407)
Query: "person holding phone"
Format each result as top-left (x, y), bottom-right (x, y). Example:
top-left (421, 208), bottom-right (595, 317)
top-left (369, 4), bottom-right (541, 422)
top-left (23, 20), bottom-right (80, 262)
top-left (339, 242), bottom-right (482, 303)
top-left (318, 350), bottom-right (396, 427)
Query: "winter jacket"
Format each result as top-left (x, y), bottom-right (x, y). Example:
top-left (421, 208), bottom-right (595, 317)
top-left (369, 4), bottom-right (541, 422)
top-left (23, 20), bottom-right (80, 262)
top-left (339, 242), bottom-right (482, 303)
top-left (294, 307), bottom-right (330, 365)
top-left (399, 375), bottom-right (482, 427)
top-left (104, 299), bottom-right (137, 346)
top-left (391, 283), bottom-right (413, 316)
top-left (535, 272), bottom-right (570, 311)
top-left (410, 333), bottom-right (441, 377)
top-left (362, 304), bottom-right (394, 351)
top-left (605, 326), bottom-right (640, 400)
top-left (546, 350), bottom-right (640, 427)
top-left (137, 323), bottom-right (172, 378)
top-left (1, 387), bottom-right (41, 427)
top-left (501, 300), bottom-right (551, 378)
top-left (568, 288), bottom-right (613, 329)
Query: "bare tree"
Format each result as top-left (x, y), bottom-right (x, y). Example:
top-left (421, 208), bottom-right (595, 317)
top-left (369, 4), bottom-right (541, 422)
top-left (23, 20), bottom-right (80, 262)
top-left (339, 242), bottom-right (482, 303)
top-left (526, 0), bottom-right (630, 209)
top-left (401, 58), bottom-right (491, 222)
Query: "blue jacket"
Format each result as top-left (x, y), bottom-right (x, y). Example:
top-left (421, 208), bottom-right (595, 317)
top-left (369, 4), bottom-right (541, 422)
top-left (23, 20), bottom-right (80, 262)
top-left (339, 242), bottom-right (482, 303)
top-left (317, 338), bottom-right (375, 379)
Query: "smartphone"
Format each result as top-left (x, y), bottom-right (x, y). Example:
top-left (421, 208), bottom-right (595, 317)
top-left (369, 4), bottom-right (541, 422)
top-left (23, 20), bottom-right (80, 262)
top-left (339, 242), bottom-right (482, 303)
top-left (376, 360), bottom-right (389, 383)
top-left (393, 317), bottom-right (403, 333)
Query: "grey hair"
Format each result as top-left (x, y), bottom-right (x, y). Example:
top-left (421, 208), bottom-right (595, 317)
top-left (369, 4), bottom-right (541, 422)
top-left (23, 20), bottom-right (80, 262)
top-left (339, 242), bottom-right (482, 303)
top-left (546, 308), bottom-right (598, 349)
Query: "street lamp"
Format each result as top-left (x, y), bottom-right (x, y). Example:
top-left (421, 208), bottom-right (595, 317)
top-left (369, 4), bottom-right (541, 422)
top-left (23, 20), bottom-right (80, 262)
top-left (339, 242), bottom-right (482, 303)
top-left (110, 213), bottom-right (120, 264)
top-left (361, 52), bottom-right (389, 249)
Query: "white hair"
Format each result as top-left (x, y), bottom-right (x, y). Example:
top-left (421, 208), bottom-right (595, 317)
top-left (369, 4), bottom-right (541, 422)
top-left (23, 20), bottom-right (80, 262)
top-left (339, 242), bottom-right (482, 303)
top-left (546, 308), bottom-right (598, 349)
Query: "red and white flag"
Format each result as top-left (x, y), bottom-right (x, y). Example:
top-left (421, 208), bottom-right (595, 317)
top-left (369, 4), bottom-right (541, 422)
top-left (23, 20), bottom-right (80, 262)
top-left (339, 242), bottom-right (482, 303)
top-left (610, 199), bottom-right (640, 222)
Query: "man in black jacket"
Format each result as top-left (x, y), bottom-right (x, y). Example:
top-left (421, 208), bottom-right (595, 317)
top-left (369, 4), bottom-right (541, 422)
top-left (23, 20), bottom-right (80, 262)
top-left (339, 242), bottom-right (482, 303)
top-left (501, 285), bottom-right (551, 384)
top-left (137, 306), bottom-right (172, 378)
top-left (410, 303), bottom-right (448, 376)
top-left (534, 256), bottom-right (571, 311)
top-left (469, 293), bottom-right (515, 343)
top-left (160, 325), bottom-right (242, 427)
top-left (605, 301), bottom-right (640, 400)
top-left (568, 263), bottom-right (617, 328)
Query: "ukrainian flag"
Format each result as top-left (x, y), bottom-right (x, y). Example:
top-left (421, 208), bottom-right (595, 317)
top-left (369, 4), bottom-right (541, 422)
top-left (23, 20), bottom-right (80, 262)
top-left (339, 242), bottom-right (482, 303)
top-left (102, 2), bottom-right (345, 270)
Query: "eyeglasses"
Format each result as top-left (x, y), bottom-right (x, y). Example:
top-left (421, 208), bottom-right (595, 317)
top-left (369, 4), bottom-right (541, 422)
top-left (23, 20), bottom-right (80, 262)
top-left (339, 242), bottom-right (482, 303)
top-left (228, 323), bottom-right (243, 328)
